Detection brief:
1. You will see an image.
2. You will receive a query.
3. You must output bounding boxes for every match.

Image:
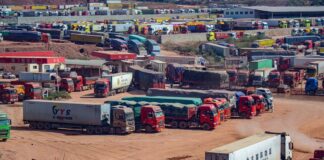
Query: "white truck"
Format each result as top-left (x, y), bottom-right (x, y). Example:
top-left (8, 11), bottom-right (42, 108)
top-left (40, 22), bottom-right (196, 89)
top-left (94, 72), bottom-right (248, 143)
top-left (306, 61), bottom-right (324, 78)
top-left (205, 131), bottom-right (293, 160)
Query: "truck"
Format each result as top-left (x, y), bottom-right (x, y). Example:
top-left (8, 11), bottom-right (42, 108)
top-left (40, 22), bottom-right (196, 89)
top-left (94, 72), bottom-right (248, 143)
top-left (108, 100), bottom-right (165, 132)
top-left (310, 150), bottom-right (324, 160)
top-left (199, 43), bottom-right (230, 57)
top-left (19, 72), bottom-right (59, 82)
top-left (128, 39), bottom-right (147, 55)
top-left (150, 60), bottom-right (167, 73)
top-left (94, 72), bottom-right (132, 97)
top-left (0, 111), bottom-right (11, 142)
top-left (0, 86), bottom-right (18, 104)
top-left (110, 38), bottom-right (128, 51)
top-left (181, 69), bottom-right (229, 89)
top-left (155, 55), bottom-right (203, 65)
top-left (293, 56), bottom-right (324, 68)
top-left (59, 78), bottom-right (74, 93)
top-left (204, 98), bottom-right (228, 122)
top-left (249, 59), bottom-right (273, 71)
top-left (129, 65), bottom-right (165, 91)
top-left (251, 94), bottom-right (266, 115)
top-left (268, 70), bottom-right (281, 88)
top-left (251, 68), bottom-right (276, 86)
top-left (144, 39), bottom-right (160, 56)
top-left (232, 96), bottom-right (257, 119)
top-left (306, 61), bottom-right (324, 78)
top-left (236, 70), bottom-right (249, 86)
top-left (283, 70), bottom-right (303, 88)
top-left (255, 88), bottom-right (274, 112)
top-left (122, 96), bottom-right (202, 106)
top-left (205, 131), bottom-right (293, 160)
top-left (23, 100), bottom-right (135, 134)
top-left (11, 81), bottom-right (42, 99)
top-left (305, 77), bottom-right (318, 95)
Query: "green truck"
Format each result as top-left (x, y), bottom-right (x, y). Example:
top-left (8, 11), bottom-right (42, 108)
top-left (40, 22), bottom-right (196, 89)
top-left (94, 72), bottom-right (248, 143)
top-left (249, 59), bottom-right (273, 70)
top-left (0, 111), bottom-right (11, 141)
top-left (122, 96), bottom-right (203, 106)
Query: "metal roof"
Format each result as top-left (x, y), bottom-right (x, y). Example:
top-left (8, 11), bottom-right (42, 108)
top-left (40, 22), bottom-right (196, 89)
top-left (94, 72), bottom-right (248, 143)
top-left (65, 59), bottom-right (106, 67)
top-left (242, 6), bottom-right (324, 12)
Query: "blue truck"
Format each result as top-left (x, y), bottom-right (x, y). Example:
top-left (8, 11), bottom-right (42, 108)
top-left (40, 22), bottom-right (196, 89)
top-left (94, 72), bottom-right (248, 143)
top-left (284, 36), bottom-right (321, 45)
top-left (144, 39), bottom-right (160, 56)
top-left (305, 77), bottom-right (318, 95)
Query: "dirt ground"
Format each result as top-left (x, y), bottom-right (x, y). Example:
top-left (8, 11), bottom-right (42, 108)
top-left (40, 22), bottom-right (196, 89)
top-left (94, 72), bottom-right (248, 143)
top-left (0, 90), bottom-right (323, 160)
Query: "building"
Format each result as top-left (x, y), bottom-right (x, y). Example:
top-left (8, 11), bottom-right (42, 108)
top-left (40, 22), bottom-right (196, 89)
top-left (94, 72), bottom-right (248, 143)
top-left (224, 6), bottom-right (324, 19)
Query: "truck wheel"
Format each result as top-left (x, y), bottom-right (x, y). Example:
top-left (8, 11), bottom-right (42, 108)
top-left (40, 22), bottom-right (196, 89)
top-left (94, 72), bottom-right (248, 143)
top-left (202, 123), bottom-right (211, 130)
top-left (86, 126), bottom-right (95, 135)
top-left (145, 125), bottom-right (153, 133)
top-left (29, 122), bottom-right (37, 129)
top-left (37, 122), bottom-right (45, 130)
top-left (95, 127), bottom-right (103, 135)
top-left (44, 123), bottom-right (52, 130)
top-left (170, 121), bottom-right (178, 128)
top-left (179, 121), bottom-right (188, 129)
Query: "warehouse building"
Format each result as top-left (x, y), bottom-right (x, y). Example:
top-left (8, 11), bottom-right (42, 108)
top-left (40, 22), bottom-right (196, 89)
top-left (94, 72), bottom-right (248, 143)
top-left (224, 6), bottom-right (324, 19)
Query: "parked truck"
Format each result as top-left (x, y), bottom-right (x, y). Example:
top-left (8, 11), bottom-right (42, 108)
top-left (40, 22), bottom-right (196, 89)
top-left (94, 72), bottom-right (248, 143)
top-left (70, 33), bottom-right (107, 46)
top-left (283, 70), bottom-right (304, 88)
top-left (268, 70), bottom-right (281, 88)
top-left (144, 39), bottom-right (160, 56)
top-left (251, 68), bottom-right (276, 86)
top-left (23, 100), bottom-right (135, 134)
top-left (0, 111), bottom-right (11, 142)
top-left (284, 36), bottom-right (320, 45)
top-left (232, 96), bottom-right (257, 119)
top-left (249, 59), bottom-right (273, 71)
top-left (108, 100), bottom-right (165, 132)
top-left (94, 72), bottom-right (132, 97)
top-left (11, 81), bottom-right (42, 99)
top-left (0, 86), bottom-right (18, 104)
top-left (251, 39), bottom-right (275, 48)
top-left (129, 65), bottom-right (165, 91)
top-left (205, 131), bottom-right (293, 160)
top-left (306, 61), bottom-right (324, 78)
top-left (199, 43), bottom-right (230, 57)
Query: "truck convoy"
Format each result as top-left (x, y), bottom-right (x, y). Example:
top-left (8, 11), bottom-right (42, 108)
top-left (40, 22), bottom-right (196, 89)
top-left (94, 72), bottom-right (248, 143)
top-left (23, 100), bottom-right (135, 134)
top-left (205, 131), bottom-right (293, 160)
top-left (0, 111), bottom-right (11, 142)
top-left (94, 72), bottom-right (132, 97)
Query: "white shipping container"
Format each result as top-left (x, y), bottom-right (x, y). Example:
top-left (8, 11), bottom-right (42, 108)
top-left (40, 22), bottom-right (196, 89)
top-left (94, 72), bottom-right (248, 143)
top-left (205, 132), bottom-right (293, 160)
top-left (102, 72), bottom-right (133, 90)
top-left (293, 56), bottom-right (324, 68)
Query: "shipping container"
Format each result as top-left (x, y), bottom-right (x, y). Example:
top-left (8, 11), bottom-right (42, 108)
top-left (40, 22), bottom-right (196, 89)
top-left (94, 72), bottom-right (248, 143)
top-left (205, 132), bottom-right (293, 160)
top-left (91, 51), bottom-right (136, 61)
top-left (102, 72), bottom-right (133, 90)
top-left (10, 5), bottom-right (24, 11)
top-left (141, 9), bottom-right (155, 15)
top-left (108, 23), bottom-right (134, 32)
top-left (36, 28), bottom-right (64, 39)
top-left (31, 5), bottom-right (47, 10)
top-left (108, 3), bottom-right (123, 9)
top-left (70, 33), bottom-right (106, 46)
top-left (19, 72), bottom-right (59, 82)
top-left (200, 43), bottom-right (230, 57)
top-left (155, 55), bottom-right (202, 65)
top-left (249, 59), bottom-right (273, 70)
top-left (0, 30), bottom-right (41, 42)
top-left (122, 96), bottom-right (202, 105)
top-left (284, 36), bottom-right (321, 45)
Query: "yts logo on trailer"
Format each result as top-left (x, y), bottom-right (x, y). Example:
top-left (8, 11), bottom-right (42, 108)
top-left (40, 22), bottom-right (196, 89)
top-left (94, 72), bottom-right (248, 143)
top-left (52, 105), bottom-right (73, 120)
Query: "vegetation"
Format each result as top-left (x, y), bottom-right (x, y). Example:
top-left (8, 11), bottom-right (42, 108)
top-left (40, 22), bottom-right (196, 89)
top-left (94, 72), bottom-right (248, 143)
top-left (44, 91), bottom-right (71, 100)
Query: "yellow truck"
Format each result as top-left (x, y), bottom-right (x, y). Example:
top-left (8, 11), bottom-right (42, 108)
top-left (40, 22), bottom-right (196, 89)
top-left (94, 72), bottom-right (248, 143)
top-left (13, 85), bottom-right (25, 101)
top-left (252, 39), bottom-right (275, 48)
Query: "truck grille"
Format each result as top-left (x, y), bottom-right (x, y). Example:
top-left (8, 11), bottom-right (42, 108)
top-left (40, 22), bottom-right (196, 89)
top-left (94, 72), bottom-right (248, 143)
top-left (0, 130), bottom-right (8, 136)
top-left (159, 120), bottom-right (164, 127)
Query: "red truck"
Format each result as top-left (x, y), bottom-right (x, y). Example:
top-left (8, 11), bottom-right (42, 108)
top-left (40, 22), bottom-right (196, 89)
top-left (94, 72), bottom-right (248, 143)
top-left (310, 149), bottom-right (324, 160)
top-left (283, 69), bottom-right (304, 88)
top-left (268, 70), bottom-right (281, 88)
top-left (204, 98), bottom-right (229, 123)
top-left (59, 78), bottom-right (74, 93)
top-left (0, 85), bottom-right (18, 104)
top-left (139, 105), bottom-right (165, 132)
top-left (237, 70), bottom-right (249, 86)
top-left (94, 73), bottom-right (132, 98)
top-left (11, 81), bottom-right (42, 99)
top-left (278, 57), bottom-right (292, 72)
top-left (251, 94), bottom-right (266, 115)
top-left (161, 104), bottom-right (219, 130)
top-left (227, 69), bottom-right (237, 84)
top-left (232, 96), bottom-right (257, 119)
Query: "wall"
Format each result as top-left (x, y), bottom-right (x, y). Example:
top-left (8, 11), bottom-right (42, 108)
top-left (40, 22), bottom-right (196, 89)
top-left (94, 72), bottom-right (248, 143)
top-left (224, 8), bottom-right (255, 19)
top-left (17, 13), bottom-right (208, 24)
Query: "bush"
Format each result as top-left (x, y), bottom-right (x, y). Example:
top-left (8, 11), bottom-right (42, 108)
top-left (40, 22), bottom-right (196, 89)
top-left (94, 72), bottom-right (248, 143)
top-left (44, 91), bottom-right (71, 100)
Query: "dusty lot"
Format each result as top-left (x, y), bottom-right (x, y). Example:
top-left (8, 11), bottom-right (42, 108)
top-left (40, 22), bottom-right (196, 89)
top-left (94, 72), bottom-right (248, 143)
top-left (0, 90), bottom-right (323, 160)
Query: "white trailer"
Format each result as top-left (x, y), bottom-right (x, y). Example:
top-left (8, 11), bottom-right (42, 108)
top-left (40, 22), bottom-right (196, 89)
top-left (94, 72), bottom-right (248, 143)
top-left (293, 56), bottom-right (324, 68)
top-left (205, 132), bottom-right (293, 160)
top-left (102, 72), bottom-right (133, 90)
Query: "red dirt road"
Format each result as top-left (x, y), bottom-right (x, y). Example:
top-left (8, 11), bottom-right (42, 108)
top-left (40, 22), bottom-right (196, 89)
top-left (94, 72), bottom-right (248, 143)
top-left (0, 91), bottom-right (323, 160)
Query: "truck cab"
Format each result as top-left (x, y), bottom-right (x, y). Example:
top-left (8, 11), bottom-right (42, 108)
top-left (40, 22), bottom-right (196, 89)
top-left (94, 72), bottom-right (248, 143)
top-left (256, 88), bottom-right (273, 112)
top-left (13, 85), bottom-right (25, 101)
top-left (24, 83), bottom-right (42, 99)
top-left (197, 104), bottom-right (219, 130)
top-left (237, 71), bottom-right (249, 86)
top-left (236, 96), bottom-right (256, 118)
top-left (0, 112), bottom-right (11, 141)
top-left (111, 105), bottom-right (135, 134)
top-left (251, 94), bottom-right (266, 115)
top-left (268, 70), bottom-right (281, 88)
top-left (0, 88), bottom-right (18, 104)
top-left (140, 105), bottom-right (165, 132)
top-left (72, 76), bottom-right (84, 92)
top-left (305, 77), bottom-right (318, 95)
top-left (226, 69), bottom-right (237, 84)
top-left (203, 98), bottom-right (223, 124)
top-left (283, 71), bottom-right (297, 87)
top-left (60, 78), bottom-right (75, 93)
top-left (94, 78), bottom-right (109, 97)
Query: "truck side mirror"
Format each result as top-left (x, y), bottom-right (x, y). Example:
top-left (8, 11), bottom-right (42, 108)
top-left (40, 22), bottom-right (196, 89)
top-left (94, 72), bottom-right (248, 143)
top-left (9, 119), bottom-right (12, 125)
top-left (289, 142), bottom-right (294, 149)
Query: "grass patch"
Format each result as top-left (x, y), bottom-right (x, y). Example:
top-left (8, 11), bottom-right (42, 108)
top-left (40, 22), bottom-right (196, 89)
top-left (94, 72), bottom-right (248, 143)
top-left (44, 91), bottom-right (71, 100)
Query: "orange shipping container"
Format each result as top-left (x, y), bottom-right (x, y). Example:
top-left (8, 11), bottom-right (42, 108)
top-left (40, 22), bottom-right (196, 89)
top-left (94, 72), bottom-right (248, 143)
top-left (10, 5), bottom-right (24, 11)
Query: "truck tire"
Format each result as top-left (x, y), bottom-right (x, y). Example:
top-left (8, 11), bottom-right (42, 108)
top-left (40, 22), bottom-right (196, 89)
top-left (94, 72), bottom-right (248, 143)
top-left (179, 121), bottom-right (188, 129)
top-left (37, 122), bottom-right (45, 130)
top-left (44, 123), bottom-right (52, 130)
top-left (145, 125), bottom-right (153, 133)
top-left (202, 123), bottom-right (211, 130)
top-left (170, 121), bottom-right (178, 128)
top-left (86, 126), bottom-right (95, 134)
top-left (29, 122), bottom-right (37, 129)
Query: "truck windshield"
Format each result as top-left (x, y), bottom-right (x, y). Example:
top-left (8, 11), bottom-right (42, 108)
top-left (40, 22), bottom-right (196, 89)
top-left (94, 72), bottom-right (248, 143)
top-left (155, 111), bottom-right (164, 117)
top-left (306, 68), bottom-right (316, 74)
top-left (211, 107), bottom-right (217, 115)
top-left (126, 112), bottom-right (134, 121)
top-left (0, 119), bottom-right (9, 125)
top-left (253, 76), bottom-right (262, 81)
top-left (32, 88), bottom-right (42, 93)
top-left (95, 83), bottom-right (106, 89)
top-left (269, 74), bottom-right (279, 79)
